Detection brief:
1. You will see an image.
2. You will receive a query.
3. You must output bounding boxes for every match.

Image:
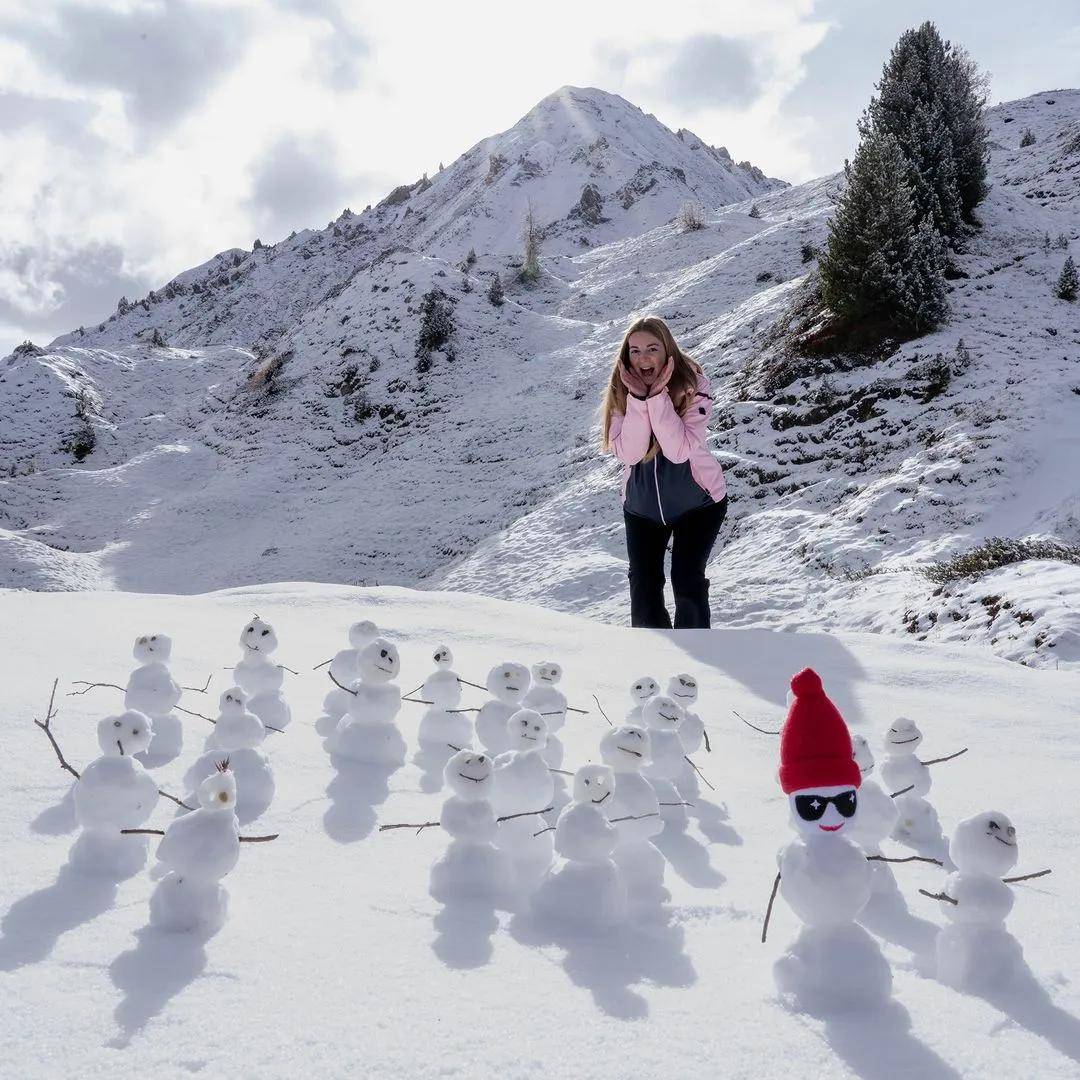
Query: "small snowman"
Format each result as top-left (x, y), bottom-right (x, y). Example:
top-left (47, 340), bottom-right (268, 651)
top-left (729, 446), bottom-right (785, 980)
top-left (848, 733), bottom-right (900, 894)
top-left (234, 616), bottom-right (292, 731)
top-left (929, 811), bottom-right (1043, 989)
top-left (475, 662), bottom-right (530, 755)
top-left (184, 687), bottom-right (274, 822)
top-left (599, 724), bottom-right (668, 908)
top-left (625, 676), bottom-right (660, 724)
top-left (770, 668), bottom-right (892, 1013)
top-left (429, 750), bottom-right (511, 903)
top-left (521, 661), bottom-right (568, 739)
top-left (418, 645), bottom-right (471, 749)
top-left (71, 710), bottom-right (160, 877)
top-left (532, 765), bottom-right (627, 927)
top-left (666, 673), bottom-right (705, 754)
top-left (322, 620), bottom-right (379, 723)
top-left (149, 761), bottom-right (241, 933)
top-left (492, 710), bottom-right (556, 888)
top-left (880, 717), bottom-right (955, 846)
top-left (326, 638), bottom-right (406, 767)
top-left (125, 633), bottom-right (183, 763)
top-left (641, 695), bottom-right (689, 829)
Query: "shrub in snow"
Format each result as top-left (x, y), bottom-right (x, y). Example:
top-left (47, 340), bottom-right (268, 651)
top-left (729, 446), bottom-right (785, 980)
top-left (800, 243), bottom-right (818, 263)
top-left (1054, 256), bottom-right (1078, 302)
top-left (487, 273), bottom-right (505, 307)
top-left (921, 537), bottom-right (1080, 585)
top-left (1019, 129), bottom-right (1036, 147)
top-left (748, 204), bottom-right (762, 219)
top-left (677, 200), bottom-right (705, 231)
top-left (414, 287), bottom-right (455, 368)
top-left (1055, 233), bottom-right (1070, 250)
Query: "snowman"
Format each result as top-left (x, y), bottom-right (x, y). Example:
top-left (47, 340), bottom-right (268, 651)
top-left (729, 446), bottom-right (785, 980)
top-left (125, 633), bottom-right (183, 763)
top-left (521, 661), bottom-right (568, 742)
top-left (879, 717), bottom-right (951, 846)
top-left (71, 710), bottom-right (160, 877)
top-left (848, 733), bottom-right (900, 894)
top-left (475, 662), bottom-right (530, 756)
top-left (149, 761), bottom-right (241, 933)
top-left (492, 710), bottom-right (556, 888)
top-left (599, 724), bottom-right (668, 908)
top-left (531, 764), bottom-right (627, 928)
top-left (625, 676), bottom-right (659, 724)
top-left (322, 620), bottom-right (380, 723)
top-left (234, 616), bottom-right (292, 731)
top-left (641, 695), bottom-right (690, 829)
top-left (326, 638), bottom-right (407, 766)
top-left (417, 645), bottom-right (471, 749)
top-left (183, 687), bottom-right (274, 822)
top-left (929, 811), bottom-right (1043, 989)
top-left (666, 673), bottom-right (706, 754)
top-left (770, 668), bottom-right (892, 1013)
top-left (429, 750), bottom-right (512, 902)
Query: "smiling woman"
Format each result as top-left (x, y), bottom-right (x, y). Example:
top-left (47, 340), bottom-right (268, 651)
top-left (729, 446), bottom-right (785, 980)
top-left (600, 315), bottom-right (728, 629)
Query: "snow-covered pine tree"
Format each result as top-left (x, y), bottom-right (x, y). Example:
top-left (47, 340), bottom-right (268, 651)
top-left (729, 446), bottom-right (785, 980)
top-left (520, 200), bottom-right (542, 284)
top-left (819, 129), bottom-right (949, 333)
top-left (1020, 129), bottom-right (1036, 147)
top-left (1055, 256), bottom-right (1078, 302)
top-left (859, 21), bottom-right (987, 241)
top-left (487, 273), bottom-right (505, 307)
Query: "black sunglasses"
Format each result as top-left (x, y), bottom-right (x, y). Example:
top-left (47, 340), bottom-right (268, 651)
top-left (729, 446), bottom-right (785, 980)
top-left (794, 790), bottom-right (857, 821)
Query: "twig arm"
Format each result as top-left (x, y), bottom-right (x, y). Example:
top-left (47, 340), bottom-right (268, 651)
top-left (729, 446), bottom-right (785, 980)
top-left (1002, 869), bottom-right (1052, 884)
top-left (922, 748), bottom-right (969, 767)
top-left (918, 888), bottom-right (958, 905)
top-left (762, 871), bottom-right (781, 943)
top-left (34, 678), bottom-right (81, 780)
top-left (867, 854), bottom-right (943, 866)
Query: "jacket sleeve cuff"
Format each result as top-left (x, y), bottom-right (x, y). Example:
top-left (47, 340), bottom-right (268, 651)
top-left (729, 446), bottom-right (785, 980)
top-left (626, 393), bottom-right (649, 408)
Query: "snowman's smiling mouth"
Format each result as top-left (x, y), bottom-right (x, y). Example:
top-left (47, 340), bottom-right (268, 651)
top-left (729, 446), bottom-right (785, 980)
top-left (659, 712), bottom-right (678, 723)
top-left (376, 663), bottom-right (393, 673)
top-left (592, 791), bottom-right (612, 805)
top-left (522, 735), bottom-right (537, 741)
top-left (819, 823), bottom-right (843, 832)
top-left (989, 832), bottom-right (1016, 847)
top-left (619, 746), bottom-right (643, 758)
top-left (671, 691), bottom-right (692, 699)
top-left (889, 736), bottom-right (919, 745)
top-left (458, 773), bottom-right (485, 783)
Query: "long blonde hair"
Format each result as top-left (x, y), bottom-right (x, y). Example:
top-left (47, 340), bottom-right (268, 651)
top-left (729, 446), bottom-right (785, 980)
top-left (600, 315), bottom-right (701, 462)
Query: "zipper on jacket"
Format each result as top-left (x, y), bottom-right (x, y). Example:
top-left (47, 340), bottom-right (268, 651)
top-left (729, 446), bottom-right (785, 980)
top-left (654, 456), bottom-right (667, 526)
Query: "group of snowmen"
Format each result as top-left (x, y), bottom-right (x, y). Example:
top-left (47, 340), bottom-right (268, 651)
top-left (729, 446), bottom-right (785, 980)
top-left (321, 627), bottom-right (714, 929)
top-left (771, 667), bottom-right (1043, 1009)
top-left (58, 617), bottom-right (290, 933)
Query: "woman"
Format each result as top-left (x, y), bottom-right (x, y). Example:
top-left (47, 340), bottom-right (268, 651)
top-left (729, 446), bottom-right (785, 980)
top-left (601, 316), bottom-right (728, 629)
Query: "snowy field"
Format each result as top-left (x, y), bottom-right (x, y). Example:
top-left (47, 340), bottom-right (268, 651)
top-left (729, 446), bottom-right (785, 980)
top-left (1, 582), bottom-right (1078, 1079)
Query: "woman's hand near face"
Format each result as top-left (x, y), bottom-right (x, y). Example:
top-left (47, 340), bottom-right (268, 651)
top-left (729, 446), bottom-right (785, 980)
top-left (647, 355), bottom-right (675, 397)
top-left (619, 363), bottom-right (649, 400)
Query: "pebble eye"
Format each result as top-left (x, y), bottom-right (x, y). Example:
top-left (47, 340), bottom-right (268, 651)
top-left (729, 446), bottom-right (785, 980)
top-left (380, 649), bottom-right (388, 658)
top-left (989, 820), bottom-right (1000, 830)
top-left (114, 720), bottom-right (122, 727)
top-left (218, 792), bottom-right (228, 803)
top-left (261, 628), bottom-right (270, 636)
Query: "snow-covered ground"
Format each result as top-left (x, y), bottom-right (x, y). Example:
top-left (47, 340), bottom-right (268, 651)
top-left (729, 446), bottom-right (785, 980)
top-left (2, 583), bottom-right (1078, 1078)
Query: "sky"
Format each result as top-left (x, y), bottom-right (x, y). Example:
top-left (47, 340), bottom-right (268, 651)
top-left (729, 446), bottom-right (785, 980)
top-left (1, 0), bottom-right (1078, 356)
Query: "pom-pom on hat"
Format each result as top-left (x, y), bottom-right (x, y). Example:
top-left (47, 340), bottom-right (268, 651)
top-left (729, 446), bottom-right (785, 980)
top-left (778, 668), bottom-right (862, 794)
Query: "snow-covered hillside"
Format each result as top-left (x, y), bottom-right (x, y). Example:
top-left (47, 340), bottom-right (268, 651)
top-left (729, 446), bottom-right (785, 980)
top-left (2, 87), bottom-right (1079, 671)
top-left (2, 584), bottom-right (1078, 1079)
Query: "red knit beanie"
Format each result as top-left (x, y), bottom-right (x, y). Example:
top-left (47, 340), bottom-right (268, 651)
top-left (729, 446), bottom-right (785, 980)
top-left (778, 668), bottom-right (861, 793)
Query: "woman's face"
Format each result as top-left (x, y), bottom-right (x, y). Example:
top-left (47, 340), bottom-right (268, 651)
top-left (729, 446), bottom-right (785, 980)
top-left (626, 331), bottom-right (667, 386)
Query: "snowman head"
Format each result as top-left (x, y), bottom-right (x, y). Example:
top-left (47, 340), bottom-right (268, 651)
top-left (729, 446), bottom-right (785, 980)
top-left (666, 673), bottom-right (698, 706)
top-left (507, 709), bottom-right (548, 750)
top-left (851, 733), bottom-right (875, 775)
top-left (884, 717), bottom-right (922, 755)
top-left (629, 676), bottom-right (659, 704)
top-left (599, 724), bottom-right (650, 772)
top-left (531, 661), bottom-right (562, 686)
top-left (348, 620), bottom-right (379, 649)
top-left (357, 638), bottom-right (400, 683)
top-left (97, 710), bottom-right (154, 756)
top-left (239, 616), bottom-right (278, 655)
top-left (789, 784), bottom-right (859, 836)
top-left (219, 686), bottom-right (248, 712)
top-left (642, 694), bottom-right (682, 732)
top-left (199, 759), bottom-right (238, 811)
top-left (486, 662), bottom-right (530, 703)
top-left (573, 764), bottom-right (614, 807)
top-left (133, 633), bottom-right (172, 664)
top-left (445, 750), bottom-right (494, 799)
top-left (432, 644), bottom-right (453, 669)
top-left (950, 810), bottom-right (1019, 876)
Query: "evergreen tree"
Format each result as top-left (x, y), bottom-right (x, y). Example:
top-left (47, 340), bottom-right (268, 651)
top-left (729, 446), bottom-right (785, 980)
top-left (860, 21), bottom-right (987, 241)
top-left (415, 287), bottom-right (455, 357)
top-left (1055, 256), bottom-right (1078, 301)
top-left (748, 204), bottom-right (762, 219)
top-left (487, 273), bottom-right (505, 307)
top-left (819, 129), bottom-right (948, 333)
top-left (520, 200), bottom-right (542, 283)
top-left (1020, 129), bottom-right (1036, 147)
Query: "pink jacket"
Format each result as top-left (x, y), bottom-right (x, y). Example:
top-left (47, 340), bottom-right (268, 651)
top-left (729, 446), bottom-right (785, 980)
top-left (608, 371), bottom-right (727, 505)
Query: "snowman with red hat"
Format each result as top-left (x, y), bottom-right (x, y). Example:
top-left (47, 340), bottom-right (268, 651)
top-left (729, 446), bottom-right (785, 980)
top-left (767, 668), bottom-right (893, 1012)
